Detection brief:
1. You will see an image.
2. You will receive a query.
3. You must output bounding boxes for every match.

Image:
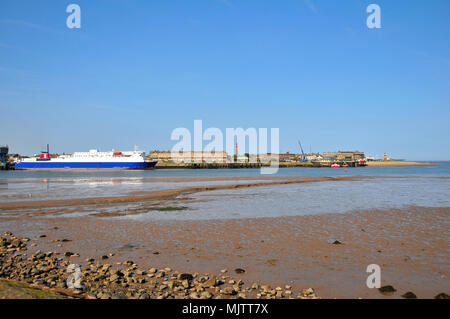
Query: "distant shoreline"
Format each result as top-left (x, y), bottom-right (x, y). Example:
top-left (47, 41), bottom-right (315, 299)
top-left (366, 161), bottom-right (435, 167)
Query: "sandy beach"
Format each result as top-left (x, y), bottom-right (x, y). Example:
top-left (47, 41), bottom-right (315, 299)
top-left (1, 175), bottom-right (449, 299)
top-left (366, 161), bottom-right (435, 167)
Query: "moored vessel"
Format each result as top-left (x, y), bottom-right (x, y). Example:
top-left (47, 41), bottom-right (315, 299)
top-left (15, 146), bottom-right (157, 170)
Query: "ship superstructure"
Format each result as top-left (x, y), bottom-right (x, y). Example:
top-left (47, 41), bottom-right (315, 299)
top-left (15, 146), bottom-right (157, 170)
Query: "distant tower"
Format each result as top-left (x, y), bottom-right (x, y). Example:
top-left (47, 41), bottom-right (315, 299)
top-left (235, 142), bottom-right (238, 157)
top-left (0, 145), bottom-right (8, 164)
top-left (383, 152), bottom-right (387, 161)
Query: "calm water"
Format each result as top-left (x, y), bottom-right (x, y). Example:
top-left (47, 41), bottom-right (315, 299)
top-left (1, 162), bottom-right (450, 180)
top-left (165, 177), bottom-right (450, 220)
top-left (1, 163), bottom-right (450, 220)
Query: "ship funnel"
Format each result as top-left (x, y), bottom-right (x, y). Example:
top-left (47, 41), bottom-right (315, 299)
top-left (39, 144), bottom-right (50, 159)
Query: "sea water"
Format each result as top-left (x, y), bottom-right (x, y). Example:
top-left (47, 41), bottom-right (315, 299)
top-left (1, 163), bottom-right (449, 220)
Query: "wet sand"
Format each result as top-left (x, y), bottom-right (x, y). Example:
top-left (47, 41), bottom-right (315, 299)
top-left (1, 205), bottom-right (448, 299)
top-left (0, 176), bottom-right (357, 210)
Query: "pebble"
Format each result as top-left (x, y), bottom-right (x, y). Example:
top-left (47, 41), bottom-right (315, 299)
top-left (401, 292), bottom-right (417, 299)
top-left (200, 291), bottom-right (213, 299)
top-left (189, 292), bottom-right (199, 299)
top-left (179, 273), bottom-right (193, 281)
top-left (303, 288), bottom-right (315, 296)
top-left (0, 232), bottom-right (322, 300)
top-left (378, 285), bottom-right (396, 293)
top-left (222, 287), bottom-right (237, 295)
top-left (203, 276), bottom-right (217, 288)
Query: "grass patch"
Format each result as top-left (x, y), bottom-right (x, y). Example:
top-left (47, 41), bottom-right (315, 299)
top-left (1, 280), bottom-right (67, 299)
top-left (265, 258), bottom-right (278, 266)
top-left (148, 206), bottom-right (188, 211)
top-left (91, 206), bottom-right (188, 218)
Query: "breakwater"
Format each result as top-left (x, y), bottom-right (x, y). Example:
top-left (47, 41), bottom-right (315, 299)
top-left (154, 161), bottom-right (366, 169)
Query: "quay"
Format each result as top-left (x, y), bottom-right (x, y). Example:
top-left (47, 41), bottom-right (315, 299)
top-left (149, 150), bottom-right (369, 169)
top-left (155, 160), bottom-right (366, 169)
top-left (155, 162), bottom-right (263, 169)
top-left (310, 160), bottom-right (367, 168)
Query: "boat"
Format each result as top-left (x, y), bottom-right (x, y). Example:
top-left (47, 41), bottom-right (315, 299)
top-left (14, 146), bottom-right (157, 170)
top-left (331, 163), bottom-right (341, 168)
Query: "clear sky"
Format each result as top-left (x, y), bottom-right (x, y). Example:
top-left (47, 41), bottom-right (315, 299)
top-left (1, 0), bottom-right (449, 160)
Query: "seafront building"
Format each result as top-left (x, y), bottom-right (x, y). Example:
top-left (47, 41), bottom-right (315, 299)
top-left (322, 151), bottom-right (365, 162)
top-left (149, 151), bottom-right (228, 163)
top-left (148, 150), bottom-right (366, 165)
top-left (305, 153), bottom-right (324, 161)
top-left (278, 152), bottom-right (298, 162)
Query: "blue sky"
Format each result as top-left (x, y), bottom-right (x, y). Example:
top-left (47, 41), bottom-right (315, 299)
top-left (1, 0), bottom-right (449, 160)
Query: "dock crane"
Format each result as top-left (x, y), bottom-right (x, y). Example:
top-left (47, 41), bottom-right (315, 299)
top-left (297, 140), bottom-right (306, 162)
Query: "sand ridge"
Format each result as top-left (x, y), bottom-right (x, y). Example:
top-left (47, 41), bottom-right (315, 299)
top-left (0, 176), bottom-right (359, 211)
